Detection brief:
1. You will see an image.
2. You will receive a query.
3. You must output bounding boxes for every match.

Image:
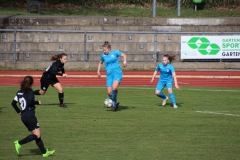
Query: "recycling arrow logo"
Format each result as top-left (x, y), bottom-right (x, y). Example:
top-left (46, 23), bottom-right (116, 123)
top-left (187, 37), bottom-right (220, 55)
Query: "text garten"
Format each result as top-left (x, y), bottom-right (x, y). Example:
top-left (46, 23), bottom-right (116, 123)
top-left (222, 52), bottom-right (240, 56)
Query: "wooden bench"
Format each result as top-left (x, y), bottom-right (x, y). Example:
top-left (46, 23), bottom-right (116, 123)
top-left (27, 0), bottom-right (41, 14)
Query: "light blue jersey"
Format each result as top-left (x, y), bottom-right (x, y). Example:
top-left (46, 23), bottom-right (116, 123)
top-left (100, 50), bottom-right (122, 75)
top-left (155, 62), bottom-right (177, 106)
top-left (156, 62), bottom-right (175, 82)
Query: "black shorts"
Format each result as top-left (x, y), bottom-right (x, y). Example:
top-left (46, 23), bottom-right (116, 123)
top-left (40, 74), bottom-right (59, 91)
top-left (21, 111), bottom-right (39, 131)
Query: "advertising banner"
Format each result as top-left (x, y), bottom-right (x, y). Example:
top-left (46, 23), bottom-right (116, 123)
top-left (181, 36), bottom-right (240, 59)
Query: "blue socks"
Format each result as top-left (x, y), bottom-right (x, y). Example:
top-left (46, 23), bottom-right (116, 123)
top-left (111, 90), bottom-right (118, 104)
top-left (157, 92), bottom-right (166, 99)
top-left (169, 93), bottom-right (176, 105)
top-left (157, 92), bottom-right (177, 106)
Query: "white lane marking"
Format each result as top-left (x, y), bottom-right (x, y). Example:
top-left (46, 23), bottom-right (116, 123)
top-left (196, 111), bottom-right (240, 117)
top-left (178, 82), bottom-right (189, 84)
top-left (0, 86), bottom-right (239, 92)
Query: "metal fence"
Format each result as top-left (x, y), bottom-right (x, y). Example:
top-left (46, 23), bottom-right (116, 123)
top-left (0, 29), bottom-right (240, 62)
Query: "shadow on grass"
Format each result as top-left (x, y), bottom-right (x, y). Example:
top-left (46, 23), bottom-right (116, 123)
top-left (0, 107), bottom-right (2, 113)
top-left (16, 149), bottom-right (41, 157)
top-left (40, 103), bottom-right (76, 106)
top-left (118, 106), bottom-right (131, 111)
top-left (106, 105), bottom-right (131, 112)
top-left (29, 148), bottom-right (42, 155)
top-left (17, 148), bottom-right (55, 157)
top-left (158, 102), bottom-right (183, 108)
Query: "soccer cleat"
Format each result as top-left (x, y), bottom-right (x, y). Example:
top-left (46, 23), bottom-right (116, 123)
top-left (162, 96), bottom-right (168, 106)
top-left (116, 102), bottom-right (119, 107)
top-left (60, 104), bottom-right (68, 108)
top-left (42, 148), bottom-right (55, 157)
top-left (173, 105), bottom-right (178, 108)
top-left (14, 140), bottom-right (21, 154)
top-left (112, 102), bottom-right (119, 112)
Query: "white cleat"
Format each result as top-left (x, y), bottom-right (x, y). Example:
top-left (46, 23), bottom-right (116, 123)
top-left (173, 105), bottom-right (178, 108)
top-left (162, 96), bottom-right (168, 106)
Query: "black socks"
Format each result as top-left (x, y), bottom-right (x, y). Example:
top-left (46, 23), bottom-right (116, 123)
top-left (18, 134), bottom-right (46, 154)
top-left (36, 138), bottom-right (46, 154)
top-left (19, 134), bottom-right (38, 145)
top-left (59, 93), bottom-right (64, 104)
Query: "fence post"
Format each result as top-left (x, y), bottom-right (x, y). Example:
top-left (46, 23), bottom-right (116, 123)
top-left (13, 30), bottom-right (17, 62)
top-left (152, 0), bottom-right (156, 18)
top-left (84, 32), bottom-right (87, 62)
top-left (154, 32), bottom-right (157, 62)
top-left (177, 0), bottom-right (181, 16)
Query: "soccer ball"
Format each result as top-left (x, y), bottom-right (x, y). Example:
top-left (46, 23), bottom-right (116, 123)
top-left (104, 98), bottom-right (113, 108)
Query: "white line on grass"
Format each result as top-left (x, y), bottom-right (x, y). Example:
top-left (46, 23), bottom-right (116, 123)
top-left (196, 111), bottom-right (240, 117)
top-left (1, 86), bottom-right (239, 92)
top-left (186, 88), bottom-right (240, 92)
top-left (62, 86), bottom-right (239, 92)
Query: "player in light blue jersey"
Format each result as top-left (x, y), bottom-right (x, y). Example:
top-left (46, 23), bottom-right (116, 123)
top-left (150, 54), bottom-right (179, 108)
top-left (97, 41), bottom-right (127, 111)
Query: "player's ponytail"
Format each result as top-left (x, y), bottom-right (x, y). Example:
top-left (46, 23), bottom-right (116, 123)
top-left (50, 53), bottom-right (68, 61)
top-left (20, 76), bottom-right (34, 93)
top-left (163, 54), bottom-right (176, 63)
top-left (102, 41), bottom-right (111, 49)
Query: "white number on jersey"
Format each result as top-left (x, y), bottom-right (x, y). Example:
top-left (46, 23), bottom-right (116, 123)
top-left (14, 95), bottom-right (27, 110)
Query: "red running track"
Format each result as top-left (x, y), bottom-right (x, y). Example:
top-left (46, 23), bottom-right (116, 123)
top-left (0, 70), bottom-right (240, 88)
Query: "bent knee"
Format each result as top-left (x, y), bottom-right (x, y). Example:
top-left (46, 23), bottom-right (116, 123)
top-left (33, 133), bottom-right (41, 139)
top-left (155, 90), bottom-right (160, 95)
top-left (167, 89), bottom-right (173, 94)
top-left (57, 88), bottom-right (63, 93)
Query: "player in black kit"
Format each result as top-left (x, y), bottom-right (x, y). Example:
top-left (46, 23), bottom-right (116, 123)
top-left (11, 76), bottom-right (55, 157)
top-left (34, 53), bottom-right (68, 108)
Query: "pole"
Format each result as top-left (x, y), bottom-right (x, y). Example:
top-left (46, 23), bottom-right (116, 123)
top-left (154, 32), bottom-right (157, 62)
top-left (13, 30), bottom-right (17, 62)
top-left (84, 32), bottom-right (87, 62)
top-left (152, 0), bottom-right (156, 18)
top-left (177, 0), bottom-right (181, 16)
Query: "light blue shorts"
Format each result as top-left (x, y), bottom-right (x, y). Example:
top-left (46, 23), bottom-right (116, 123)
top-left (156, 80), bottom-right (173, 91)
top-left (106, 70), bottom-right (123, 87)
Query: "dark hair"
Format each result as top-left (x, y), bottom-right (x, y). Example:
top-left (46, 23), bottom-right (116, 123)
top-left (163, 54), bottom-right (176, 63)
top-left (50, 53), bottom-right (68, 61)
top-left (20, 76), bottom-right (34, 93)
top-left (102, 41), bottom-right (111, 49)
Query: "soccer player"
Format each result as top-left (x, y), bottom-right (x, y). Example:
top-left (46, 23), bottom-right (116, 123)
top-left (150, 54), bottom-right (179, 108)
top-left (34, 53), bottom-right (68, 108)
top-left (97, 41), bottom-right (127, 111)
top-left (11, 76), bottom-right (55, 157)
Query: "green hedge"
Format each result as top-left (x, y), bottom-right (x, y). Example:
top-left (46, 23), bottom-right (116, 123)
top-left (0, 0), bottom-right (239, 7)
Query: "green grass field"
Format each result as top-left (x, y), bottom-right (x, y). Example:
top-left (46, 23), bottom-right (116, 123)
top-left (1, 86), bottom-right (240, 160)
top-left (1, 5), bottom-right (240, 17)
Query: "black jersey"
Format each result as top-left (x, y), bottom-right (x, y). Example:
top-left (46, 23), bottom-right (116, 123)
top-left (43, 60), bottom-right (65, 78)
top-left (11, 88), bottom-right (39, 113)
